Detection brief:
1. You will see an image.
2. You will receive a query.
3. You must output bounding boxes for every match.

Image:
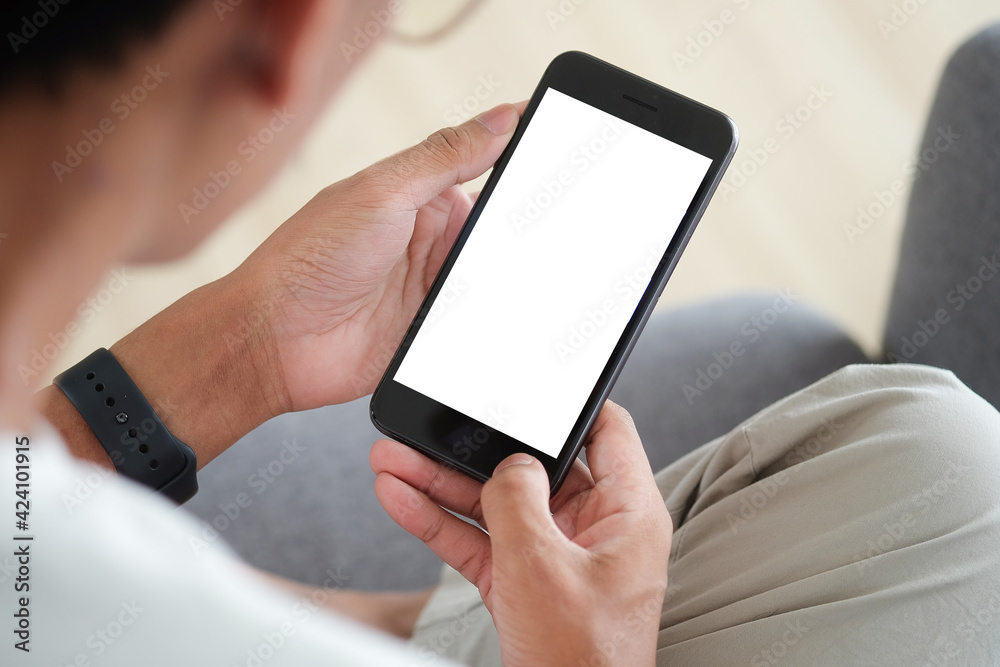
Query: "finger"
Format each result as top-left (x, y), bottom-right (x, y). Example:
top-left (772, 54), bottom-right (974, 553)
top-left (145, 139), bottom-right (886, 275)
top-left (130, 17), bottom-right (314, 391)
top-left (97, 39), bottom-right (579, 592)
top-left (371, 439), bottom-right (594, 524)
top-left (374, 472), bottom-right (491, 587)
top-left (549, 457), bottom-right (594, 513)
top-left (441, 184), bottom-right (476, 253)
top-left (363, 103), bottom-right (520, 212)
top-left (584, 401), bottom-right (657, 490)
top-left (420, 99), bottom-right (524, 263)
top-left (481, 454), bottom-right (569, 564)
top-left (546, 458), bottom-right (596, 541)
top-left (371, 439), bottom-right (488, 525)
top-left (456, 99), bottom-right (525, 203)
top-left (411, 184), bottom-right (476, 287)
top-left (432, 100), bottom-right (524, 253)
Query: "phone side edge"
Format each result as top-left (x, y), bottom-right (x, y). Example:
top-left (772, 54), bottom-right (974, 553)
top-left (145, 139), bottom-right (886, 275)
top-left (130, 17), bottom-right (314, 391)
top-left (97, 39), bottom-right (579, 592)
top-left (546, 115), bottom-right (739, 494)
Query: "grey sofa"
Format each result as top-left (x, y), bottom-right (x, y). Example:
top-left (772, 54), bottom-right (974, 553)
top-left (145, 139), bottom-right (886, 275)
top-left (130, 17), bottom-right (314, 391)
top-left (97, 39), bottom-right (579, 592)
top-left (185, 23), bottom-right (1000, 592)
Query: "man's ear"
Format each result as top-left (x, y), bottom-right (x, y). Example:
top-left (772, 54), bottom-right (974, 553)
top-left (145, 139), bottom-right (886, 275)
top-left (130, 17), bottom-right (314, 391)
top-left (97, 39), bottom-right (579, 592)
top-left (241, 0), bottom-right (328, 106)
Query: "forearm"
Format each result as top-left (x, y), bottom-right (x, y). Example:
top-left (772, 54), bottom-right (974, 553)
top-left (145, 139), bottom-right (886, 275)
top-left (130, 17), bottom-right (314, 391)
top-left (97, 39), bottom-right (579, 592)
top-left (38, 271), bottom-right (289, 471)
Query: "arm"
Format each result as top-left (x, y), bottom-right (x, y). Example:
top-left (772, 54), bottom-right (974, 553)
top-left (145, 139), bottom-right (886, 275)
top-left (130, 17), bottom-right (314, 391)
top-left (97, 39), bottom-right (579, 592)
top-left (38, 103), bottom-right (522, 472)
top-left (38, 274), bottom-right (284, 471)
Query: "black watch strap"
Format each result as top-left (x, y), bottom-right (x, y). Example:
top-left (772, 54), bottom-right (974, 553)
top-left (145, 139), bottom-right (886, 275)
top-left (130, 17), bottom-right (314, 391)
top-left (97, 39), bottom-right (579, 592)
top-left (54, 348), bottom-right (198, 504)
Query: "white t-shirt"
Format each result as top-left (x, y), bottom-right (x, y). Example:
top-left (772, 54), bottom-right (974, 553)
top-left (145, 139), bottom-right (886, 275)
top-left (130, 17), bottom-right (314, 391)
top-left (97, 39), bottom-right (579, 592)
top-left (0, 423), bottom-right (456, 666)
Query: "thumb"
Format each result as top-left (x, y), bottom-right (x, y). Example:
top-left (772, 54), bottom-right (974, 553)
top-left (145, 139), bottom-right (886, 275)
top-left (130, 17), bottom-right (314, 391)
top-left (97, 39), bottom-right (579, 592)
top-left (370, 103), bottom-right (519, 211)
top-left (481, 454), bottom-right (565, 566)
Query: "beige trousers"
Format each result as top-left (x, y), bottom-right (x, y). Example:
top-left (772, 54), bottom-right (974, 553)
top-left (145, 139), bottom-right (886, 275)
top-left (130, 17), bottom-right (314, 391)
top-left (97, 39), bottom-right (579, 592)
top-left (410, 364), bottom-right (1000, 666)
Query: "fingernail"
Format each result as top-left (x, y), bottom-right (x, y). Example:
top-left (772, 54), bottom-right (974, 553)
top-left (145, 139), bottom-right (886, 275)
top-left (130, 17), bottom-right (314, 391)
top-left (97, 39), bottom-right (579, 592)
top-left (475, 104), bottom-right (518, 135)
top-left (494, 453), bottom-right (535, 474)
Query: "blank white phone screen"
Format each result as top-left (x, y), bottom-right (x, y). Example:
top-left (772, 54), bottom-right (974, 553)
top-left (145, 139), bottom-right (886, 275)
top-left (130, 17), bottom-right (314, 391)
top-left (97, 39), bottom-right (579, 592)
top-left (394, 88), bottom-right (712, 458)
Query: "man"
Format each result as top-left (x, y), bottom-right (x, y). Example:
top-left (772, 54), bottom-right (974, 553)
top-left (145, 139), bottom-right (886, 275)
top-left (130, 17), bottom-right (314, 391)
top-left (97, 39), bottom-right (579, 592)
top-left (2, 1), bottom-right (998, 665)
top-left (2, 1), bottom-right (668, 664)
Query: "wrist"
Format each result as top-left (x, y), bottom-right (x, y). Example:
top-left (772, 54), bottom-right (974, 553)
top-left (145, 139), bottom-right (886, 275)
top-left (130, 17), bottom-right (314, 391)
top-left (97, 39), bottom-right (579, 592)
top-left (37, 383), bottom-right (114, 469)
top-left (104, 269), bottom-right (289, 468)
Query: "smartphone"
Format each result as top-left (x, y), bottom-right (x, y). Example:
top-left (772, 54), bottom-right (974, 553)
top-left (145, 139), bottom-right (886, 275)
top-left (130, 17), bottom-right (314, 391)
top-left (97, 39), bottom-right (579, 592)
top-left (370, 51), bottom-right (738, 493)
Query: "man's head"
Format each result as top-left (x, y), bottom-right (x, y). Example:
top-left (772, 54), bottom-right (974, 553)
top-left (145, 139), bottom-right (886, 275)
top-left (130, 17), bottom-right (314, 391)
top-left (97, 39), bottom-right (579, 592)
top-left (1, 0), bottom-right (389, 261)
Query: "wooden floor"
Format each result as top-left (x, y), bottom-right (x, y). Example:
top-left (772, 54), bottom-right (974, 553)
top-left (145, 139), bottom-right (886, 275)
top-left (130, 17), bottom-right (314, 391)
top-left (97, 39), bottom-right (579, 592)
top-left (56, 0), bottom-right (1000, 381)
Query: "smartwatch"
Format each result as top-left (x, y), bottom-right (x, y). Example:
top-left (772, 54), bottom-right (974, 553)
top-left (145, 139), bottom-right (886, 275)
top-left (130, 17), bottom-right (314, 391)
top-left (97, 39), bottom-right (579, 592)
top-left (54, 348), bottom-right (198, 504)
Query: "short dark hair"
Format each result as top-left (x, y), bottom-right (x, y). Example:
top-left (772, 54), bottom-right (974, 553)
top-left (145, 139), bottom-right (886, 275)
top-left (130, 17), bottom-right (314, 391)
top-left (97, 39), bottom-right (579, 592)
top-left (1, 0), bottom-right (194, 95)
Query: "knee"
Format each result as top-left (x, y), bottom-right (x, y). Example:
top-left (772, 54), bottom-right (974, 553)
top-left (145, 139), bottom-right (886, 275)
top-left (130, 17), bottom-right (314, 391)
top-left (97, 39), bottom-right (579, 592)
top-left (761, 363), bottom-right (1000, 509)
top-left (888, 363), bottom-right (1000, 452)
top-left (837, 364), bottom-right (1000, 519)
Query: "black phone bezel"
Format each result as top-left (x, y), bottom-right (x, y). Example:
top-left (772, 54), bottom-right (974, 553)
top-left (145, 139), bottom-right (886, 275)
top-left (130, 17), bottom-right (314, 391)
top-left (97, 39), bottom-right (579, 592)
top-left (370, 51), bottom-right (738, 493)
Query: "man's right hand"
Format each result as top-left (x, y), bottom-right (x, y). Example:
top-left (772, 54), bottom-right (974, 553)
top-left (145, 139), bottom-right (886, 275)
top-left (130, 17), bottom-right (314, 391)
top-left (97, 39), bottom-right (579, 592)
top-left (371, 401), bottom-right (672, 666)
